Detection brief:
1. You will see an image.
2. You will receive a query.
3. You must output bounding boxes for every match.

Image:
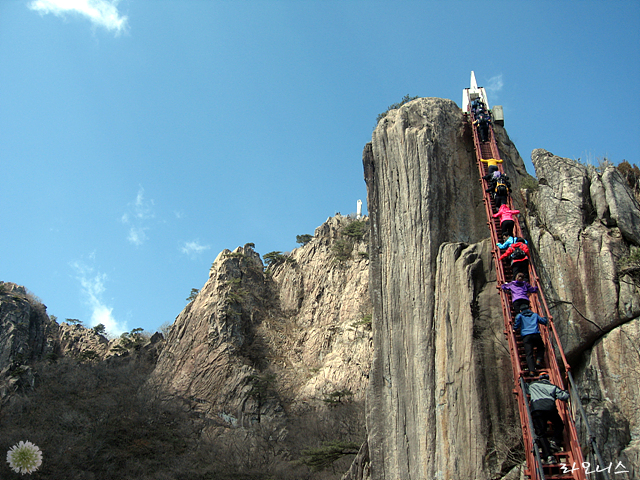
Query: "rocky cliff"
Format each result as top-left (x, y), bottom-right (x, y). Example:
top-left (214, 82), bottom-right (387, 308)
top-left (0, 216), bottom-right (372, 478)
top-left (148, 214), bottom-right (372, 473)
top-left (0, 281), bottom-right (163, 404)
top-left (524, 149), bottom-right (640, 480)
top-left (353, 97), bottom-right (640, 480)
top-left (2, 96), bottom-right (639, 480)
top-left (361, 98), bottom-right (524, 480)
top-left (0, 282), bottom-right (57, 399)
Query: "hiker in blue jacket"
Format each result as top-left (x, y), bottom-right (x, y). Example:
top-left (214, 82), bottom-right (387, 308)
top-left (526, 374), bottom-right (569, 464)
top-left (513, 305), bottom-right (548, 376)
top-left (497, 233), bottom-right (527, 251)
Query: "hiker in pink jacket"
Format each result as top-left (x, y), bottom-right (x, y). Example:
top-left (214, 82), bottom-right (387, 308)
top-left (493, 204), bottom-right (520, 237)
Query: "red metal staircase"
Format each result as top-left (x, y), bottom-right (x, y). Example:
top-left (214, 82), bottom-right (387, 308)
top-left (466, 105), bottom-right (589, 480)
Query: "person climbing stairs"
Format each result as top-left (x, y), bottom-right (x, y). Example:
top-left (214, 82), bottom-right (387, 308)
top-left (466, 92), bottom-right (589, 480)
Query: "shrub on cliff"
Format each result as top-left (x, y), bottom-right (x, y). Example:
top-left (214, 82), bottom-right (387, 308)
top-left (331, 239), bottom-right (353, 263)
top-left (376, 94), bottom-right (420, 124)
top-left (297, 440), bottom-right (360, 472)
top-left (263, 251), bottom-right (296, 273)
top-left (341, 220), bottom-right (367, 240)
top-left (296, 234), bottom-right (313, 246)
top-left (186, 288), bottom-right (200, 302)
top-left (618, 246), bottom-right (640, 287)
top-left (617, 160), bottom-right (640, 201)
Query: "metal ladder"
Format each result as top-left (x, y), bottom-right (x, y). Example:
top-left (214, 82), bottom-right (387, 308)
top-left (466, 105), bottom-right (593, 480)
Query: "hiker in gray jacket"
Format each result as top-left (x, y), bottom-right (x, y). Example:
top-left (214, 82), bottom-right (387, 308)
top-left (526, 374), bottom-right (570, 464)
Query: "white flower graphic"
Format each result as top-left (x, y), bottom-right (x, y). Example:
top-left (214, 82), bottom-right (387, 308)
top-left (6, 440), bottom-right (42, 475)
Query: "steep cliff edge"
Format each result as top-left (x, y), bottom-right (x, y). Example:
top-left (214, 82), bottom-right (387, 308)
top-left (362, 98), bottom-right (526, 480)
top-left (0, 282), bottom-right (57, 399)
top-left (356, 98), bottom-right (640, 480)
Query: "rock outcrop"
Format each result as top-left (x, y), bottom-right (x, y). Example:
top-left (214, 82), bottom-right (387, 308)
top-left (0, 282), bottom-right (57, 399)
top-left (362, 97), bottom-right (528, 480)
top-left (270, 215), bottom-right (372, 406)
top-left (577, 321), bottom-right (640, 480)
top-left (0, 283), bottom-right (55, 368)
top-left (149, 215), bottom-right (372, 464)
top-left (523, 150), bottom-right (640, 357)
top-left (149, 244), bottom-right (272, 425)
top-left (58, 323), bottom-right (110, 359)
top-left (522, 150), bottom-right (640, 480)
top-left (1, 281), bottom-right (164, 404)
top-left (354, 98), bottom-right (640, 480)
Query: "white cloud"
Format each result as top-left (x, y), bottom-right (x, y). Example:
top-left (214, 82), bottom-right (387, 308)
top-left (121, 186), bottom-right (154, 246)
top-left (71, 261), bottom-right (128, 335)
top-left (486, 74), bottom-right (504, 100)
top-left (181, 240), bottom-right (211, 256)
top-left (127, 226), bottom-right (148, 246)
top-left (28, 0), bottom-right (128, 34)
top-left (133, 187), bottom-right (154, 219)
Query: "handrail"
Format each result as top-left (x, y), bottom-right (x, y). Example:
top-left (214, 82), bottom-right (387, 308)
top-left (529, 249), bottom-right (608, 478)
top-left (520, 377), bottom-right (547, 480)
top-left (466, 93), bottom-right (588, 480)
top-left (566, 371), bottom-right (612, 480)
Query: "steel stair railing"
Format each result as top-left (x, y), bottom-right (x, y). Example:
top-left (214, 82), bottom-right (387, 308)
top-left (465, 96), bottom-right (588, 480)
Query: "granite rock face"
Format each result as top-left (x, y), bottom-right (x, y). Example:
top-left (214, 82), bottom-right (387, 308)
top-left (269, 215), bottom-right (372, 405)
top-left (523, 150), bottom-right (640, 357)
top-left (576, 320), bottom-right (640, 480)
top-left (148, 244), bottom-right (272, 426)
top-left (432, 240), bottom-right (519, 479)
top-left (0, 282), bottom-right (57, 399)
top-left (354, 99), bottom-right (640, 480)
top-left (522, 150), bottom-right (640, 480)
top-left (149, 217), bottom-right (372, 458)
top-left (58, 323), bottom-right (109, 358)
top-left (361, 98), bottom-right (528, 480)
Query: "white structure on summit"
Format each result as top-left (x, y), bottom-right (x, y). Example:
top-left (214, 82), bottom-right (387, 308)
top-left (462, 70), bottom-right (504, 125)
top-left (462, 70), bottom-right (490, 113)
top-left (357, 199), bottom-right (363, 219)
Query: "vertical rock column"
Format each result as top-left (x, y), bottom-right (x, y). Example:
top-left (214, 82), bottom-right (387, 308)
top-left (363, 98), bottom-right (493, 479)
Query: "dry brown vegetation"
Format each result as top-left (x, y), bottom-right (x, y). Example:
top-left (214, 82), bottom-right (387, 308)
top-left (0, 353), bottom-right (364, 480)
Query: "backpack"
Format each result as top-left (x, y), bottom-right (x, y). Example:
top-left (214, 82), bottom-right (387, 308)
top-left (510, 245), bottom-right (527, 261)
top-left (495, 177), bottom-right (509, 196)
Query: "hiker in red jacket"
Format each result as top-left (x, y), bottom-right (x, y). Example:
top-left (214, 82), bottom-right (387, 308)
top-left (499, 237), bottom-right (530, 280)
top-left (493, 204), bottom-right (520, 237)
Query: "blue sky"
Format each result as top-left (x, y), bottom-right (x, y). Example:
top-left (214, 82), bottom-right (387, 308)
top-left (1, 1), bottom-right (638, 336)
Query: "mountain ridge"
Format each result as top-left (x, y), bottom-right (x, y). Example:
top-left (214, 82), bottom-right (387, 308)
top-left (1, 97), bottom-right (639, 479)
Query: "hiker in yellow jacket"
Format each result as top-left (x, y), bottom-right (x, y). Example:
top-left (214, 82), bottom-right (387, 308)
top-left (481, 157), bottom-right (503, 174)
